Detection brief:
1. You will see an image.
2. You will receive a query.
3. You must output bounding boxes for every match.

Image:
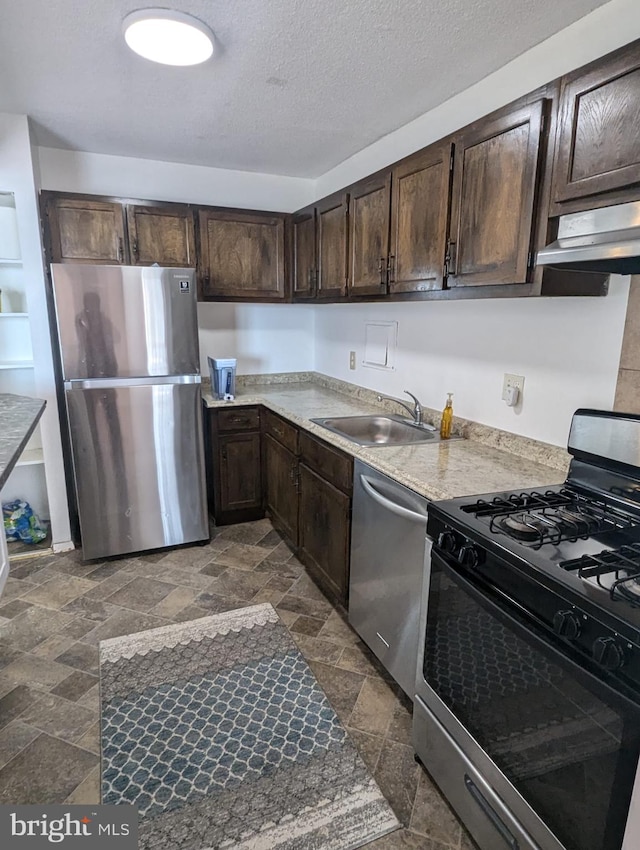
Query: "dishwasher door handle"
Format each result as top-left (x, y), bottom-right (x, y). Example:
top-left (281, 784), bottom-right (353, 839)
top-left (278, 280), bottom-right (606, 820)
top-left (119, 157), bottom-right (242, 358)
top-left (360, 475), bottom-right (428, 523)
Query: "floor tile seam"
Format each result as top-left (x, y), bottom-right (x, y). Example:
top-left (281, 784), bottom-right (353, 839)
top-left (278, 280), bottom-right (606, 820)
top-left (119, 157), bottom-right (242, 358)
top-left (344, 724), bottom-right (385, 776)
top-left (407, 770), bottom-right (461, 847)
top-left (0, 722), bottom-right (42, 771)
top-left (18, 592), bottom-right (94, 613)
top-left (18, 708), bottom-right (95, 747)
top-left (63, 764), bottom-right (101, 804)
top-left (0, 730), bottom-right (46, 774)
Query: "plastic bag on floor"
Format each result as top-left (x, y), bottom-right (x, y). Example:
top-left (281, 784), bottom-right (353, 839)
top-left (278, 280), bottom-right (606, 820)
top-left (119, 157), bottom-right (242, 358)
top-left (3, 499), bottom-right (47, 543)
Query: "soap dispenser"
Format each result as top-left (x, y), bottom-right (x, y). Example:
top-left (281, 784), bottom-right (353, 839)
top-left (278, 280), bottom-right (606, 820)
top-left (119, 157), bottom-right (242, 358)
top-left (440, 393), bottom-right (453, 439)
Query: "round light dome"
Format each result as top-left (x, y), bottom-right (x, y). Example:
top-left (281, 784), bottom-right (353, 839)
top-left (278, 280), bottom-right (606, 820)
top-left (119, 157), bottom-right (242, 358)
top-left (123, 9), bottom-right (214, 66)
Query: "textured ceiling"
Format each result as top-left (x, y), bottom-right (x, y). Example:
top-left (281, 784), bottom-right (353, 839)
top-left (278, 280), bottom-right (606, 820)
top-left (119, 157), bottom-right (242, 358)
top-left (0, 0), bottom-right (610, 177)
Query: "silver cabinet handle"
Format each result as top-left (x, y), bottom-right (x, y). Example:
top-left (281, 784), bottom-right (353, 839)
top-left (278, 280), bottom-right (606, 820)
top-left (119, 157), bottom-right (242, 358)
top-left (360, 475), bottom-right (428, 523)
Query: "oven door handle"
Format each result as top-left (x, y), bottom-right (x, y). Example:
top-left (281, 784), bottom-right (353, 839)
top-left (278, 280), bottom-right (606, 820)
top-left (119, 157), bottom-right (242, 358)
top-left (360, 475), bottom-right (429, 523)
top-left (464, 774), bottom-right (519, 850)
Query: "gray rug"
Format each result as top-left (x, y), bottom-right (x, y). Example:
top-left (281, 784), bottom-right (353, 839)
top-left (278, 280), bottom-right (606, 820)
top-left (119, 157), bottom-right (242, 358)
top-left (99, 603), bottom-right (400, 850)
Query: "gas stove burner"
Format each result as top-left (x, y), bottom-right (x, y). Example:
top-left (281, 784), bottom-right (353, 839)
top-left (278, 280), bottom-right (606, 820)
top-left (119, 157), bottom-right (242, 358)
top-left (496, 514), bottom-right (544, 541)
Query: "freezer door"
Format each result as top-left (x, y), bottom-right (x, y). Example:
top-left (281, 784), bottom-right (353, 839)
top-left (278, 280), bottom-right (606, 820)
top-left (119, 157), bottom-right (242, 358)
top-left (51, 264), bottom-right (199, 379)
top-left (65, 379), bottom-right (208, 560)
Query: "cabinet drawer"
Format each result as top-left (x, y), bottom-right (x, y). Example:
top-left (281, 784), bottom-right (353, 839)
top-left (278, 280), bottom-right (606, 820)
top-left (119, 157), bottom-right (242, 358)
top-left (300, 431), bottom-right (353, 494)
top-left (217, 407), bottom-right (260, 432)
top-left (264, 410), bottom-right (299, 454)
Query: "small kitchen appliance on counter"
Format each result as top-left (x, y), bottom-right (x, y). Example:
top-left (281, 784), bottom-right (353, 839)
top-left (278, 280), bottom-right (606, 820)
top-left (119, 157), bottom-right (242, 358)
top-left (208, 357), bottom-right (236, 400)
top-left (415, 409), bottom-right (640, 850)
top-left (50, 264), bottom-right (209, 560)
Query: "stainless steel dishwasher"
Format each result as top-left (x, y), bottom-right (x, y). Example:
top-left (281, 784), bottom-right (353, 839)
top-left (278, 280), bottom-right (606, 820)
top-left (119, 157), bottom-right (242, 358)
top-left (349, 459), bottom-right (431, 698)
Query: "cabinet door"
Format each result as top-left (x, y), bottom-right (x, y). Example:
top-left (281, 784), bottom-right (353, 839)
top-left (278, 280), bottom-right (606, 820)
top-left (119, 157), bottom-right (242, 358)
top-left (46, 197), bottom-right (127, 264)
top-left (264, 434), bottom-right (298, 545)
top-left (447, 100), bottom-right (544, 288)
top-left (390, 143), bottom-right (452, 294)
top-left (198, 209), bottom-right (286, 300)
top-left (553, 43), bottom-right (640, 203)
top-left (292, 207), bottom-right (316, 298)
top-left (348, 174), bottom-right (391, 296)
top-left (317, 193), bottom-right (348, 298)
top-left (127, 205), bottom-right (195, 267)
top-left (218, 433), bottom-right (262, 514)
top-left (298, 464), bottom-right (351, 604)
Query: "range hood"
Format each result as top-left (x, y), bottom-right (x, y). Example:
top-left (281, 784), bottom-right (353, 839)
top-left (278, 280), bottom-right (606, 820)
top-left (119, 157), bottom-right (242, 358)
top-left (537, 200), bottom-right (640, 275)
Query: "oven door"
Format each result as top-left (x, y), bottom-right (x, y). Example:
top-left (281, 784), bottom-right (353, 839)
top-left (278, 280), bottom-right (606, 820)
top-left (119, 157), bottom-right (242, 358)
top-left (415, 549), bottom-right (640, 850)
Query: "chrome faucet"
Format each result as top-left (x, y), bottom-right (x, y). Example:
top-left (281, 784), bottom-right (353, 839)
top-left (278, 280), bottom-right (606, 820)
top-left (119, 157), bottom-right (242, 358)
top-left (377, 390), bottom-right (432, 428)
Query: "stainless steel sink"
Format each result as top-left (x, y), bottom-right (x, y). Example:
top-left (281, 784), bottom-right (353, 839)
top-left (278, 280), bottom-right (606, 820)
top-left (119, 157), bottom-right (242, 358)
top-left (311, 414), bottom-right (446, 447)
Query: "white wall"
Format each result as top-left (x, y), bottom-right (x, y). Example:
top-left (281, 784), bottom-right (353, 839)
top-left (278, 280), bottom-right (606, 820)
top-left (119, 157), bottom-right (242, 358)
top-left (315, 280), bottom-right (629, 447)
top-left (0, 114), bottom-right (72, 547)
top-left (37, 147), bottom-right (314, 212)
top-left (198, 303), bottom-right (314, 376)
top-left (316, 0), bottom-right (640, 196)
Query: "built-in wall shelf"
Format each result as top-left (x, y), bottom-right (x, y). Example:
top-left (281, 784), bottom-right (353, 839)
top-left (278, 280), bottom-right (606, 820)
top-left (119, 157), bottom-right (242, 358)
top-left (0, 360), bottom-right (34, 370)
top-left (0, 259), bottom-right (22, 265)
top-left (16, 447), bottom-right (44, 467)
top-left (0, 313), bottom-right (28, 318)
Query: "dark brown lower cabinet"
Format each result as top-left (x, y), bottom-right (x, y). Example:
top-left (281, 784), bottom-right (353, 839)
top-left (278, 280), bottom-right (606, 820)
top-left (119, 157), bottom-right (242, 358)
top-left (205, 406), bottom-right (264, 525)
top-left (206, 405), bottom-right (353, 603)
top-left (262, 414), bottom-right (353, 605)
top-left (298, 464), bottom-right (351, 605)
top-left (263, 433), bottom-right (299, 544)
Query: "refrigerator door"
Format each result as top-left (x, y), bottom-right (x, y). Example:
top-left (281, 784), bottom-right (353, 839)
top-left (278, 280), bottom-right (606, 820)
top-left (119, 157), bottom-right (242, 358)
top-left (65, 377), bottom-right (208, 560)
top-left (51, 264), bottom-right (199, 380)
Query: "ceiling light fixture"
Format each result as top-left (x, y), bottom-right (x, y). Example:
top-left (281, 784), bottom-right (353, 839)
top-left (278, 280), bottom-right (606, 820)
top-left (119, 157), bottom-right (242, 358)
top-left (123, 9), bottom-right (214, 66)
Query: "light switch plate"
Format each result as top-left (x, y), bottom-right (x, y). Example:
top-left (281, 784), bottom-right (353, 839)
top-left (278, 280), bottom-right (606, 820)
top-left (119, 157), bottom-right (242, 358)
top-left (349, 351), bottom-right (356, 370)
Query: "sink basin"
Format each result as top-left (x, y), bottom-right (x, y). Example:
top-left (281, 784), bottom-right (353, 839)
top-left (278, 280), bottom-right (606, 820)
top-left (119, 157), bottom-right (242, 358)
top-left (311, 414), bottom-right (444, 447)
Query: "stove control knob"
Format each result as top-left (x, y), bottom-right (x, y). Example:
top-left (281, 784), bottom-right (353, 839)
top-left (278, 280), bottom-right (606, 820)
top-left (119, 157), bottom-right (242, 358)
top-left (592, 637), bottom-right (626, 671)
top-left (553, 610), bottom-right (582, 640)
top-left (436, 531), bottom-right (457, 555)
top-left (458, 544), bottom-right (480, 568)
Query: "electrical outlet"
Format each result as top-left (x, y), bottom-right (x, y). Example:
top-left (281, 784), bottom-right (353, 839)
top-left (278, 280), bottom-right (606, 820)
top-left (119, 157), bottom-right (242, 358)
top-left (502, 373), bottom-right (525, 403)
top-left (349, 351), bottom-right (356, 370)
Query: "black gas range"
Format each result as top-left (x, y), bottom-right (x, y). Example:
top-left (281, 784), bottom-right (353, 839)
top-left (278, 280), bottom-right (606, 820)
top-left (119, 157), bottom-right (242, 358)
top-left (414, 409), bottom-right (640, 850)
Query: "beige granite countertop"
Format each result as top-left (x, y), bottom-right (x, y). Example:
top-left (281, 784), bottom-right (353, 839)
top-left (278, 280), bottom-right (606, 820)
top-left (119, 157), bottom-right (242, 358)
top-left (202, 375), bottom-right (567, 502)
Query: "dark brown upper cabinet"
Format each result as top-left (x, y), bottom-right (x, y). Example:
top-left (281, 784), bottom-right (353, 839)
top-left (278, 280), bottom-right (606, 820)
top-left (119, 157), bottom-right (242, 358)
top-left (126, 204), bottom-right (195, 267)
top-left (292, 206), bottom-right (316, 298)
top-left (46, 196), bottom-right (127, 264)
top-left (447, 100), bottom-right (544, 288)
top-left (552, 41), bottom-right (640, 210)
top-left (292, 193), bottom-right (349, 302)
top-left (348, 173), bottom-right (392, 296)
top-left (389, 142), bottom-right (452, 294)
top-left (317, 192), bottom-right (349, 299)
top-left (198, 208), bottom-right (286, 301)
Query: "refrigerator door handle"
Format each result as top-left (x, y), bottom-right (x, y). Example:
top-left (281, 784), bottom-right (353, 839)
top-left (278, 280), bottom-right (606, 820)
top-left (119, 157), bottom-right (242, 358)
top-left (65, 375), bottom-right (202, 390)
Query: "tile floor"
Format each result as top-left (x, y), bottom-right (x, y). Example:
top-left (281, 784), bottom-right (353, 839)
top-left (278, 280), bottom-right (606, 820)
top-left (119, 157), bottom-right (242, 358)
top-left (0, 518), bottom-right (475, 849)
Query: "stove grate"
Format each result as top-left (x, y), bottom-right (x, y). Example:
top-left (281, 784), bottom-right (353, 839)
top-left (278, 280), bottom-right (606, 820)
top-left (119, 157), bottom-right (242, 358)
top-left (560, 543), bottom-right (640, 605)
top-left (461, 489), bottom-right (636, 550)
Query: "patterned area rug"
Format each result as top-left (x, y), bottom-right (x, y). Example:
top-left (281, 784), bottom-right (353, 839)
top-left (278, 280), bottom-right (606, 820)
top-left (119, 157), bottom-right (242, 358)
top-left (99, 603), bottom-right (400, 850)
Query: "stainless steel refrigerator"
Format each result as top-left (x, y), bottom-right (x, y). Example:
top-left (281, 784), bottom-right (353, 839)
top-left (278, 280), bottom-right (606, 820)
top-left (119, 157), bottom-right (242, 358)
top-left (51, 264), bottom-right (208, 560)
